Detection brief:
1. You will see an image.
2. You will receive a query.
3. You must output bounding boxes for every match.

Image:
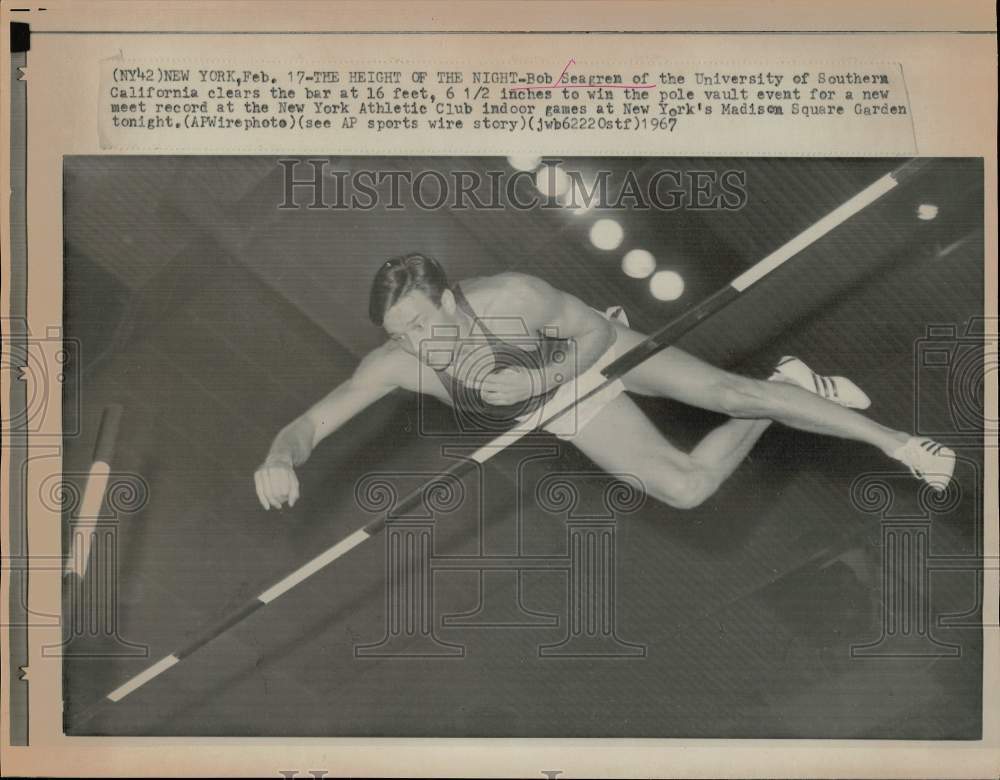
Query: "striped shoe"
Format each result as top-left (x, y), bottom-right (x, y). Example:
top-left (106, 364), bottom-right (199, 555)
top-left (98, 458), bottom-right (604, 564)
top-left (768, 356), bottom-right (872, 410)
top-left (893, 436), bottom-right (956, 493)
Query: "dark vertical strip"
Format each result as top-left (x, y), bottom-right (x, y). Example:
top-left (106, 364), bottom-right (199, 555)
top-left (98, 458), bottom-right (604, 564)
top-left (420, 531), bottom-right (430, 635)
top-left (586, 532), bottom-right (596, 637)
top-left (601, 531), bottom-right (615, 638)
top-left (389, 532), bottom-right (399, 636)
top-left (7, 39), bottom-right (29, 746)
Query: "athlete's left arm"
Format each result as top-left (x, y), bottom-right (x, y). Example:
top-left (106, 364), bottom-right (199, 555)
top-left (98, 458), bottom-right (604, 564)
top-left (479, 274), bottom-right (615, 404)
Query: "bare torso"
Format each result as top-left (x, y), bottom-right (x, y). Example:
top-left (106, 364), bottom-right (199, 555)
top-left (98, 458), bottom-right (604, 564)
top-left (375, 273), bottom-right (553, 405)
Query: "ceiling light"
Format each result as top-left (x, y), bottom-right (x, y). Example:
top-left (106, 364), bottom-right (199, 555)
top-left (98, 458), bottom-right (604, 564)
top-left (650, 270), bottom-right (685, 301)
top-left (590, 218), bottom-right (624, 251)
top-left (622, 249), bottom-right (656, 279)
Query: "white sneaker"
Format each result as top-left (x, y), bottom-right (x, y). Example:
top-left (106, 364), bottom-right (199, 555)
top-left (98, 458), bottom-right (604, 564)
top-left (769, 356), bottom-right (872, 410)
top-left (893, 436), bottom-right (956, 493)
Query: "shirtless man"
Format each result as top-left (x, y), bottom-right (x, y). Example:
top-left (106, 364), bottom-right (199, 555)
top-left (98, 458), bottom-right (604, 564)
top-left (254, 253), bottom-right (955, 511)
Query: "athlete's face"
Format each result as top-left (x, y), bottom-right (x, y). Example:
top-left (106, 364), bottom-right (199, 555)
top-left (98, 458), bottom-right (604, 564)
top-left (383, 288), bottom-right (459, 368)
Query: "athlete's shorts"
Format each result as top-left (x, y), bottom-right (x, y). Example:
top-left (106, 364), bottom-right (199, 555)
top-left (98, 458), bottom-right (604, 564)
top-left (514, 306), bottom-right (629, 441)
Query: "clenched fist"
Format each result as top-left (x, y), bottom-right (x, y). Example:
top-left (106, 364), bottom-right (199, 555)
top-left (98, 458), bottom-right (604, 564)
top-left (254, 455), bottom-right (300, 510)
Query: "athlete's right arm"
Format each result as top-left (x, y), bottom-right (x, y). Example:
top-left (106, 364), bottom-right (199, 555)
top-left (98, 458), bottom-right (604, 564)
top-left (254, 345), bottom-right (403, 510)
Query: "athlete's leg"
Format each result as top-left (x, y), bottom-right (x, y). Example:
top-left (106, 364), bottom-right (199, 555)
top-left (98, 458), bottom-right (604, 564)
top-left (609, 321), bottom-right (908, 457)
top-left (689, 416), bottom-right (774, 477)
top-left (566, 393), bottom-right (771, 510)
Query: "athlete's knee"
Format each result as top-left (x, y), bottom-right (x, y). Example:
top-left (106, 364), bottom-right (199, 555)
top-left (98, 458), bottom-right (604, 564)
top-left (715, 374), bottom-right (772, 417)
top-left (651, 466), bottom-right (719, 510)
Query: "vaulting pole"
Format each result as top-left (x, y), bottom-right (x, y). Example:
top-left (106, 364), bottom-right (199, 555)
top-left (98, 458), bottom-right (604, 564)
top-left (66, 404), bottom-right (123, 579)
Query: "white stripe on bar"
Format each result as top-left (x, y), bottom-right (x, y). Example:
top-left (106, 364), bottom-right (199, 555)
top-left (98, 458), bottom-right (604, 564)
top-left (731, 173), bottom-right (898, 293)
top-left (107, 654), bottom-right (179, 702)
top-left (468, 427), bottom-right (533, 464)
top-left (257, 528), bottom-right (372, 604)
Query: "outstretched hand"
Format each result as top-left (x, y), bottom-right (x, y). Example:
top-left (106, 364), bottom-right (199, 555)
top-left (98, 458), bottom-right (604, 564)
top-left (254, 455), bottom-right (300, 510)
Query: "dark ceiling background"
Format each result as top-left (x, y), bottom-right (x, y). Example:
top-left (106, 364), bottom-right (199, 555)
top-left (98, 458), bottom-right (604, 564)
top-left (64, 156), bottom-right (981, 359)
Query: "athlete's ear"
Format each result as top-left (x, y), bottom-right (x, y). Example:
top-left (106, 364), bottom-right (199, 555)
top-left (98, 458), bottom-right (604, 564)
top-left (440, 288), bottom-right (456, 314)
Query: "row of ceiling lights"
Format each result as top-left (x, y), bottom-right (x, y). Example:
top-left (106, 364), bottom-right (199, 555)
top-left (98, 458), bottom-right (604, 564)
top-left (507, 156), bottom-right (685, 301)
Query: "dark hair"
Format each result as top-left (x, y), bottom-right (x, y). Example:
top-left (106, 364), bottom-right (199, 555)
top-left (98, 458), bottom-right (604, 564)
top-left (368, 253), bottom-right (450, 326)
